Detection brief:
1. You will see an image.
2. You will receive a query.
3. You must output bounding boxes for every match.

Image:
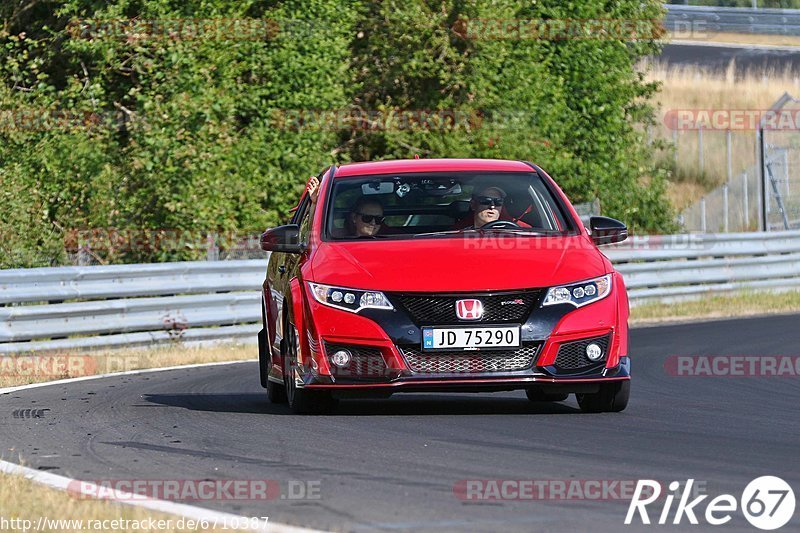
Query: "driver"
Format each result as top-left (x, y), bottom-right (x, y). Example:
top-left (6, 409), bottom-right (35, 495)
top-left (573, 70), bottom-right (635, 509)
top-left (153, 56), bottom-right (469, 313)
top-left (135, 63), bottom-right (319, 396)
top-left (453, 186), bottom-right (508, 230)
top-left (471, 186), bottom-right (506, 228)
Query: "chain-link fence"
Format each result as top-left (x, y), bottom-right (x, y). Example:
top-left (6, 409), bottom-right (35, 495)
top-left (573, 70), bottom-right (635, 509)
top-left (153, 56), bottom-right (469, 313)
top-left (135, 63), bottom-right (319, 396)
top-left (677, 93), bottom-right (800, 232)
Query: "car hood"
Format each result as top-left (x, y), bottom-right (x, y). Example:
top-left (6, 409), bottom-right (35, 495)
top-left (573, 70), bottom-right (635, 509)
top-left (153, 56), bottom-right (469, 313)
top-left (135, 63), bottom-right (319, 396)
top-left (309, 235), bottom-right (609, 292)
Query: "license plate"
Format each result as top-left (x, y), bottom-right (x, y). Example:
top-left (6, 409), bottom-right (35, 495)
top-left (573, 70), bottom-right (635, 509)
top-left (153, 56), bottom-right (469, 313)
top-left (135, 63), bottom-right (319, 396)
top-left (422, 326), bottom-right (520, 350)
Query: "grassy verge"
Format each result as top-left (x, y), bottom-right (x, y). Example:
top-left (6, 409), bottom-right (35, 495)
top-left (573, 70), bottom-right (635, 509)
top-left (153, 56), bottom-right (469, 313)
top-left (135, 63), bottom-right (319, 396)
top-left (669, 31), bottom-right (800, 48)
top-left (630, 290), bottom-right (800, 324)
top-left (0, 472), bottom-right (235, 532)
top-left (0, 342), bottom-right (256, 389)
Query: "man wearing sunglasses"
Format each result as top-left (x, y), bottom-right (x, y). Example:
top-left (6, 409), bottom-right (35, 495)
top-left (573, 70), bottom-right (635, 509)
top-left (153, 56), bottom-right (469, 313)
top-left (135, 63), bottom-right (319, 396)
top-left (456, 186), bottom-right (507, 229)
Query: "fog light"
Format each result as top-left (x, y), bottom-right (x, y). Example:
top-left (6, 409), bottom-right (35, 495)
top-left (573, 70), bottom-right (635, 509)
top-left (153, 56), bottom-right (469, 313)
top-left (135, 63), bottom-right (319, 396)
top-left (331, 350), bottom-right (352, 367)
top-left (586, 343), bottom-right (603, 361)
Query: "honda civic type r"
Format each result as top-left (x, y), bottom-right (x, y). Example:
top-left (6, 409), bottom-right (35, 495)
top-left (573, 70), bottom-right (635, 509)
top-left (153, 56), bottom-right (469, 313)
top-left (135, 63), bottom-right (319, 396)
top-left (258, 158), bottom-right (631, 414)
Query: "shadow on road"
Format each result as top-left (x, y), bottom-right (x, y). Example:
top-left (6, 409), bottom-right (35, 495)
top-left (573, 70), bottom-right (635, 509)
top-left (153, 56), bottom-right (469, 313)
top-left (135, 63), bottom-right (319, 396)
top-left (142, 392), bottom-right (583, 416)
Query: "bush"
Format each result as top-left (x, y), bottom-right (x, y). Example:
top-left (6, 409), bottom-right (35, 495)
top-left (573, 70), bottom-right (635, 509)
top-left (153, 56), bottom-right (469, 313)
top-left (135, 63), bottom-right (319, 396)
top-left (0, 0), bottom-right (675, 267)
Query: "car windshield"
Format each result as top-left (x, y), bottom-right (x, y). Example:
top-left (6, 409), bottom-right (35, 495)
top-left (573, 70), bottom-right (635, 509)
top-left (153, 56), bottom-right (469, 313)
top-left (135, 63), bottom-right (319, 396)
top-left (324, 171), bottom-right (574, 240)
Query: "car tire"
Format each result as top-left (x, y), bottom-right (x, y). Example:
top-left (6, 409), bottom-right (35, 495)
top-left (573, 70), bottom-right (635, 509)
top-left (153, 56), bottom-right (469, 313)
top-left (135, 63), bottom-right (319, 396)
top-left (525, 389), bottom-right (569, 402)
top-left (284, 322), bottom-right (338, 415)
top-left (576, 381), bottom-right (630, 413)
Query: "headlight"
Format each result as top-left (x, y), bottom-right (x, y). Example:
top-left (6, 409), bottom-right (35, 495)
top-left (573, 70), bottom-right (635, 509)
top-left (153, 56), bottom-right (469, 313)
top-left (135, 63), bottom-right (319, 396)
top-left (307, 282), bottom-right (394, 313)
top-left (541, 274), bottom-right (612, 308)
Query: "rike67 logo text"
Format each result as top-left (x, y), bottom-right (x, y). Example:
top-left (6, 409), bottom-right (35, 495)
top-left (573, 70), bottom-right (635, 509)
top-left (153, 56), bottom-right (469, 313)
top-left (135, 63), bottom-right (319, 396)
top-left (626, 477), bottom-right (795, 530)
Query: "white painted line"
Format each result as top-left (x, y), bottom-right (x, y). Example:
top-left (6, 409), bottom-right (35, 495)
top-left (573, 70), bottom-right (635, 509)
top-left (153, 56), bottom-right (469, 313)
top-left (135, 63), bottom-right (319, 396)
top-left (669, 39), bottom-right (800, 51)
top-left (0, 360), bottom-right (326, 533)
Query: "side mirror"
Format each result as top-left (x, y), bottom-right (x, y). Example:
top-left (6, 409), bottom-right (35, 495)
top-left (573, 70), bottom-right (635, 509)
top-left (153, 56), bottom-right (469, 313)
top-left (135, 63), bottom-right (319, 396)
top-left (260, 224), bottom-right (306, 254)
top-left (589, 216), bottom-right (628, 245)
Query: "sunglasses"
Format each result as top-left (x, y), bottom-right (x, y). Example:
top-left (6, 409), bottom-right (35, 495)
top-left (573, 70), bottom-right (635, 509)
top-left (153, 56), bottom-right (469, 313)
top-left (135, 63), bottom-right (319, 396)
top-left (475, 196), bottom-right (504, 207)
top-left (356, 213), bottom-right (385, 224)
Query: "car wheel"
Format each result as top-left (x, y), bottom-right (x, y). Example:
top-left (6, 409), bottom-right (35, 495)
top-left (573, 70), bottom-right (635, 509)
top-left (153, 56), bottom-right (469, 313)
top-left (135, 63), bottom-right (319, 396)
top-left (576, 381), bottom-right (630, 413)
top-left (284, 322), bottom-right (338, 415)
top-left (525, 389), bottom-right (569, 402)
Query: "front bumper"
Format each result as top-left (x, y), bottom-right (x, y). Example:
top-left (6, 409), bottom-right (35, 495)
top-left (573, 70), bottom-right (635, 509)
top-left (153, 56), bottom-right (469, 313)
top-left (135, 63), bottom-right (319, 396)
top-left (304, 357), bottom-right (631, 394)
top-left (293, 283), bottom-right (629, 394)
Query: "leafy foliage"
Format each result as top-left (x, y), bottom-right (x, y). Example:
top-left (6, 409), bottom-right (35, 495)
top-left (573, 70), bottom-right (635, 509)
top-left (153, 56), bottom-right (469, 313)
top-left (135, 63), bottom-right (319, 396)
top-left (0, 0), bottom-right (673, 267)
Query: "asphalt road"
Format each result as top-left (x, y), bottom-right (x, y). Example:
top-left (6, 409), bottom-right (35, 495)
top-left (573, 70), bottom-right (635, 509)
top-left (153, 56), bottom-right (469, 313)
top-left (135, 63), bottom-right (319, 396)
top-left (2, 314), bottom-right (800, 532)
top-left (658, 43), bottom-right (800, 75)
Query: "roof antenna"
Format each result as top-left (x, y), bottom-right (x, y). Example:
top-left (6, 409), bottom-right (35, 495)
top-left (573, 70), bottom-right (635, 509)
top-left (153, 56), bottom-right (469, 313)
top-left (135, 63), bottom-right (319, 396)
top-left (414, 153), bottom-right (420, 159)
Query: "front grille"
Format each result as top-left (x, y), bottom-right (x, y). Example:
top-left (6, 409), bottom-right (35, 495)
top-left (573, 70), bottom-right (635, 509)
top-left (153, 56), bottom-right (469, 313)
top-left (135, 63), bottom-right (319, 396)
top-left (400, 344), bottom-right (540, 374)
top-left (324, 343), bottom-right (389, 380)
top-left (391, 290), bottom-right (540, 325)
top-left (554, 335), bottom-right (610, 372)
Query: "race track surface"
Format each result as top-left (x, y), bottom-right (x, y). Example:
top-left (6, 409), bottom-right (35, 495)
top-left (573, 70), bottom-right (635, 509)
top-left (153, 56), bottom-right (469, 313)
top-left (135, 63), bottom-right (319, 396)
top-left (658, 43), bottom-right (800, 75)
top-left (2, 314), bottom-right (799, 532)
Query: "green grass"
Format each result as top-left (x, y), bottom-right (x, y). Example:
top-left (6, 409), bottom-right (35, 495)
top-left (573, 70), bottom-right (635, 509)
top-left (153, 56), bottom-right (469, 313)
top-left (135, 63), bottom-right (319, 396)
top-left (630, 290), bottom-right (800, 324)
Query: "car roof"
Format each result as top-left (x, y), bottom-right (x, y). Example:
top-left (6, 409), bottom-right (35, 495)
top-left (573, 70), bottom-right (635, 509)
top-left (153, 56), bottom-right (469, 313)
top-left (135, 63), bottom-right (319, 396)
top-left (334, 158), bottom-right (535, 178)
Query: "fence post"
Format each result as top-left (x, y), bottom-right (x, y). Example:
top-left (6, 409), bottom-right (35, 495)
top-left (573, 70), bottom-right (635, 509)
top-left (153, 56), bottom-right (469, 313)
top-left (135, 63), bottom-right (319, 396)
top-left (743, 171), bottom-right (750, 230)
top-left (698, 125), bottom-right (704, 175)
top-left (784, 149), bottom-right (790, 199)
top-left (726, 129), bottom-right (732, 183)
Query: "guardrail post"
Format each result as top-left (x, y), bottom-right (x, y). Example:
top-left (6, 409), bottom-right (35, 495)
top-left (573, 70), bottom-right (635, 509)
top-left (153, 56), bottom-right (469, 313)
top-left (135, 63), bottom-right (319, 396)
top-left (700, 197), bottom-right (707, 233)
top-left (206, 232), bottom-right (219, 261)
top-left (743, 171), bottom-right (750, 229)
top-left (758, 127), bottom-right (767, 231)
top-left (723, 184), bottom-right (729, 233)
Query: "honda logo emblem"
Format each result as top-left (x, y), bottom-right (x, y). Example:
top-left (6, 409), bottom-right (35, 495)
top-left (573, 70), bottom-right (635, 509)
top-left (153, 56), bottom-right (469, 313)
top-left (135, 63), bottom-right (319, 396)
top-left (455, 299), bottom-right (484, 320)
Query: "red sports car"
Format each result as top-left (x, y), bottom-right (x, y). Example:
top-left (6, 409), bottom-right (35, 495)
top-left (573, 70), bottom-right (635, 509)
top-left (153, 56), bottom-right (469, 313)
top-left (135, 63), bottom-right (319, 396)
top-left (259, 158), bottom-right (630, 414)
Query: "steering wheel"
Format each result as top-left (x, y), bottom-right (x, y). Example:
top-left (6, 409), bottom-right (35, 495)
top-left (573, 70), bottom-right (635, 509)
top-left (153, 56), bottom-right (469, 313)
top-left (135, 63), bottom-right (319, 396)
top-left (480, 220), bottom-right (522, 230)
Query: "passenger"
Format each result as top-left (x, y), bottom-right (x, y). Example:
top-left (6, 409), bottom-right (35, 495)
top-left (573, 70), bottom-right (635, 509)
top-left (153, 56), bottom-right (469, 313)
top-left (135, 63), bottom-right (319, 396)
top-left (306, 176), bottom-right (384, 237)
top-left (346, 197), bottom-right (384, 237)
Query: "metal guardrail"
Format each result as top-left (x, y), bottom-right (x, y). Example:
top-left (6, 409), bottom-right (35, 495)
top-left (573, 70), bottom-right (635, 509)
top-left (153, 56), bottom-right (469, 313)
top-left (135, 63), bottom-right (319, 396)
top-left (1, 230), bottom-right (799, 353)
top-left (0, 261), bottom-right (264, 354)
top-left (665, 4), bottom-right (800, 36)
top-left (604, 229), bottom-right (800, 302)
